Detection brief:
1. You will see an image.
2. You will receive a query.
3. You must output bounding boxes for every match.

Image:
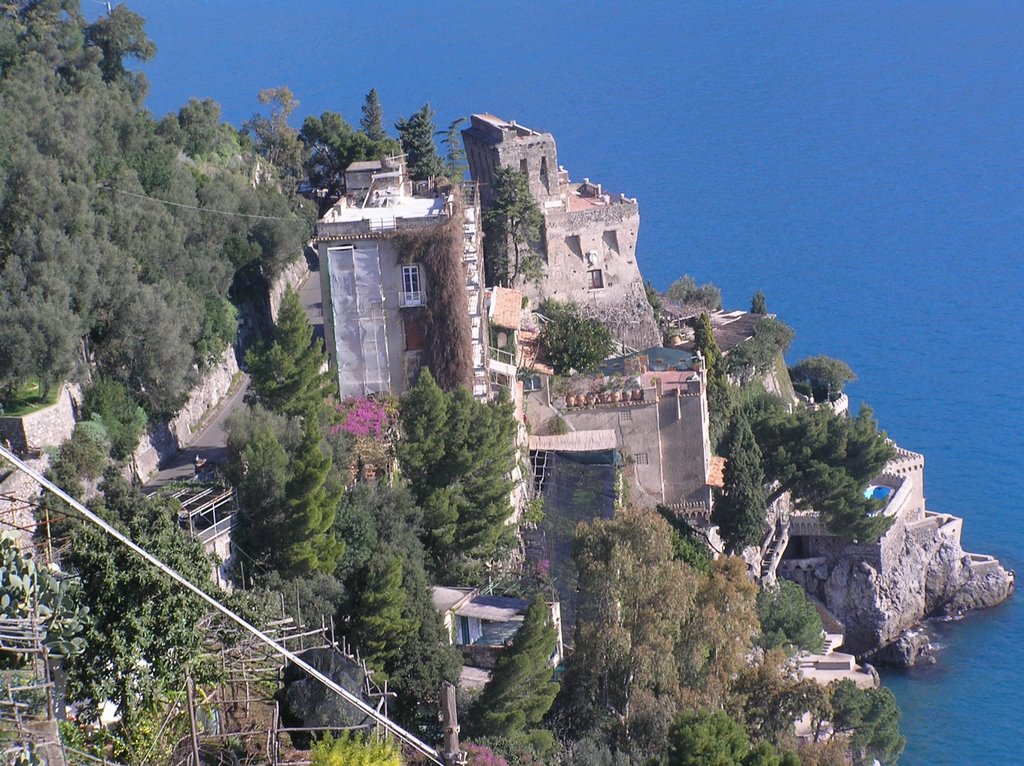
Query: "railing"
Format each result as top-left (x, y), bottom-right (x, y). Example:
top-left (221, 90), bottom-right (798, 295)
top-left (197, 513), bottom-right (236, 546)
top-left (489, 346), bottom-right (516, 366)
top-left (398, 290), bottom-right (426, 308)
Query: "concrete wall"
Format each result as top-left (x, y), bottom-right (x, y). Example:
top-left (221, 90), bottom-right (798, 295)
top-left (562, 401), bottom-right (665, 506)
top-left (0, 384), bottom-right (79, 456)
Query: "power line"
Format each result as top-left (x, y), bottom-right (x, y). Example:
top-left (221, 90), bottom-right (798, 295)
top-left (98, 185), bottom-right (303, 222)
top-left (0, 445), bottom-right (444, 765)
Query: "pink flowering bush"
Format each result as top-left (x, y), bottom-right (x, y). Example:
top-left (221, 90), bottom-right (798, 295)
top-left (334, 397), bottom-right (391, 439)
top-left (462, 743), bottom-right (509, 766)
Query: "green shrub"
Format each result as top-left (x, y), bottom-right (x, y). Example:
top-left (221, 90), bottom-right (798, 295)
top-left (756, 579), bottom-right (824, 654)
top-left (82, 379), bottom-right (148, 461)
top-left (310, 732), bottom-right (403, 766)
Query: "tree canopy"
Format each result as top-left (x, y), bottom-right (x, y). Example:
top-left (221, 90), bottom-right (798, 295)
top-left (359, 88), bottom-right (387, 142)
top-left (0, 4), bottom-right (309, 413)
top-left (750, 404), bottom-right (895, 542)
top-left (825, 680), bottom-right (905, 765)
top-left (756, 579), bottom-right (825, 654)
top-left (300, 109), bottom-right (398, 204)
top-left (790, 356), bottom-right (857, 402)
top-left (467, 594), bottom-right (560, 750)
top-left (664, 275), bottom-right (722, 312)
top-left (713, 412), bottom-right (768, 554)
top-left (246, 287), bottom-right (331, 417)
top-left (397, 370), bottom-right (517, 575)
top-left (540, 301), bottom-right (613, 375)
top-left (64, 471), bottom-right (211, 742)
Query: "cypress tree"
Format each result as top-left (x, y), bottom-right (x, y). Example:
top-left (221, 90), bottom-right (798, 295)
top-left (246, 288), bottom-right (330, 417)
top-left (360, 88), bottom-right (387, 141)
top-left (281, 414), bottom-right (344, 576)
top-left (398, 375), bottom-right (516, 573)
top-left (694, 312), bottom-right (733, 446)
top-left (467, 594), bottom-right (560, 743)
top-left (713, 413), bottom-right (768, 553)
top-left (397, 368), bottom-right (449, 492)
top-left (395, 103), bottom-right (445, 181)
top-left (350, 556), bottom-right (420, 676)
top-left (751, 289), bottom-right (767, 315)
top-left (482, 166), bottom-right (544, 287)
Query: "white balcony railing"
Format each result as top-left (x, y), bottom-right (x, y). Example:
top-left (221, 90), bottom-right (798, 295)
top-left (398, 290), bottom-right (426, 308)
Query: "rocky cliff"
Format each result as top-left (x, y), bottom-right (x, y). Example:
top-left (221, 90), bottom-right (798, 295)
top-left (783, 514), bottom-right (1014, 665)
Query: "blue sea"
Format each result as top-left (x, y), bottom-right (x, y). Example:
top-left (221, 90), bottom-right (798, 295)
top-left (110, 2), bottom-right (1024, 761)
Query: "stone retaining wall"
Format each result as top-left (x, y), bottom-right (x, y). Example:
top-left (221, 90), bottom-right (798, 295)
top-left (0, 385), bottom-right (80, 456)
top-left (268, 257), bottom-right (311, 323)
top-left (0, 456), bottom-right (48, 545)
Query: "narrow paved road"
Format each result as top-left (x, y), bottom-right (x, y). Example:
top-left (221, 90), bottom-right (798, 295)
top-left (145, 263), bottom-right (324, 491)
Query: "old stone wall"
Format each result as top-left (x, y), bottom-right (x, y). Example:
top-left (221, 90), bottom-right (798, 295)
top-left (0, 455), bottom-right (48, 546)
top-left (0, 384), bottom-right (79, 456)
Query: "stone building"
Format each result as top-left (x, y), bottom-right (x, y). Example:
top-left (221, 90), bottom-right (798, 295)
top-left (314, 157), bottom-right (489, 399)
top-left (462, 114), bottom-right (660, 350)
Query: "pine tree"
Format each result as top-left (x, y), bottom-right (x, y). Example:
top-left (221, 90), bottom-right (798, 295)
top-left (350, 557), bottom-right (420, 676)
top-left (713, 413), bottom-right (767, 553)
top-left (395, 103), bottom-right (445, 181)
top-left (360, 88), bottom-right (387, 142)
top-left (468, 595), bottom-right (560, 743)
top-left (751, 289), bottom-right (767, 315)
top-left (246, 288), bottom-right (330, 416)
top-left (281, 414), bottom-right (344, 576)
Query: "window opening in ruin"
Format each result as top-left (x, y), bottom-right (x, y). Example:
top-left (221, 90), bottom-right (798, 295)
top-left (603, 229), bottom-right (620, 255)
top-left (588, 269), bottom-right (605, 289)
top-left (520, 158), bottom-right (529, 175)
top-left (565, 235), bottom-right (584, 260)
top-left (540, 155), bottom-right (550, 191)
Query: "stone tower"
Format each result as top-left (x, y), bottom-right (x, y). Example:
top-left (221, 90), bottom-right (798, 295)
top-left (462, 114), bottom-right (660, 350)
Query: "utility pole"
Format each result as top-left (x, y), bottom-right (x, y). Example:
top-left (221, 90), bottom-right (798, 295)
top-left (186, 673), bottom-right (201, 766)
top-left (440, 681), bottom-right (465, 765)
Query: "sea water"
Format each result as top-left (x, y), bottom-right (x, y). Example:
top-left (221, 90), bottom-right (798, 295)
top-left (108, 2), bottom-right (1024, 761)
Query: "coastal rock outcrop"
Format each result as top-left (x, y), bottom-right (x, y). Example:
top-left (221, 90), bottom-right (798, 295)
top-left (783, 511), bottom-right (1014, 663)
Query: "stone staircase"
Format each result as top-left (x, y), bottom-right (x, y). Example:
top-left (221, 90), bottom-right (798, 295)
top-left (759, 512), bottom-right (790, 584)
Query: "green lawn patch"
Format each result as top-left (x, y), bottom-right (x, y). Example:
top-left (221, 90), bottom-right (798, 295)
top-left (0, 378), bottom-right (60, 417)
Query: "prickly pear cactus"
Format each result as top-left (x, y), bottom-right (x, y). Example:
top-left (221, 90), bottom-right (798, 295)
top-left (0, 534), bottom-right (87, 658)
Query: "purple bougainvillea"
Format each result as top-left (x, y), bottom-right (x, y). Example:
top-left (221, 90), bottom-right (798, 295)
top-left (333, 397), bottom-right (390, 439)
top-left (462, 744), bottom-right (509, 766)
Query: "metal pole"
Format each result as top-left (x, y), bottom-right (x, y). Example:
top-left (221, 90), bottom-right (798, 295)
top-left (186, 674), bottom-right (201, 766)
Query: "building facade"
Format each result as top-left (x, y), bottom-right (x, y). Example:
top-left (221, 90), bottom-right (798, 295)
top-left (314, 158), bottom-right (489, 399)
